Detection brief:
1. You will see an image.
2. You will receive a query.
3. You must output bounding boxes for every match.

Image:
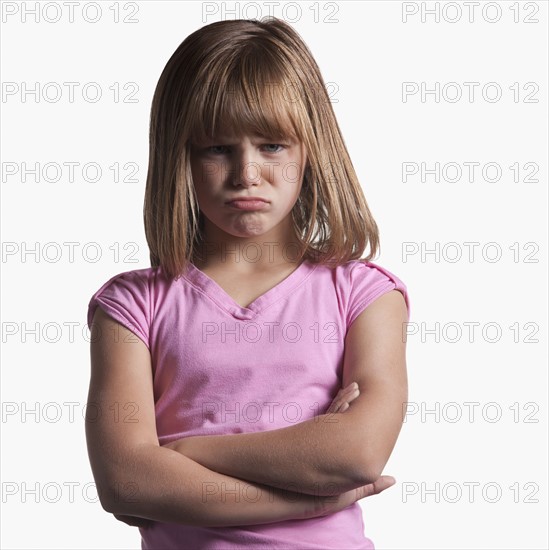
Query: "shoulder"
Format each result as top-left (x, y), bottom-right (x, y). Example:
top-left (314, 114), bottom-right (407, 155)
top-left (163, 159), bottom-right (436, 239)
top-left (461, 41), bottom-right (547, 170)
top-left (89, 266), bottom-right (166, 296)
top-left (321, 258), bottom-right (408, 294)
top-left (331, 259), bottom-right (411, 326)
top-left (340, 259), bottom-right (406, 284)
top-left (86, 267), bottom-right (166, 340)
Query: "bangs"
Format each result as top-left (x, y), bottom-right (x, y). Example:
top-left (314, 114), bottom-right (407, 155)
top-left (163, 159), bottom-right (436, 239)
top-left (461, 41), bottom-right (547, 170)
top-left (187, 49), bottom-right (304, 145)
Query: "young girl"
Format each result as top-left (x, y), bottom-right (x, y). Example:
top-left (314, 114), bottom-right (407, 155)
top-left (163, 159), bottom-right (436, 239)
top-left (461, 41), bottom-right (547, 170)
top-left (86, 17), bottom-right (410, 550)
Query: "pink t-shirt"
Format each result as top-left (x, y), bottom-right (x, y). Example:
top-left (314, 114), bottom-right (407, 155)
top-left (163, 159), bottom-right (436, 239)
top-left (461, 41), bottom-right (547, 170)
top-left (87, 258), bottom-right (410, 550)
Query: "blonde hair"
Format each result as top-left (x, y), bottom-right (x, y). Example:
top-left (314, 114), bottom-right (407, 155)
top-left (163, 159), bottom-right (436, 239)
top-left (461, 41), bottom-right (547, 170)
top-left (144, 17), bottom-right (380, 280)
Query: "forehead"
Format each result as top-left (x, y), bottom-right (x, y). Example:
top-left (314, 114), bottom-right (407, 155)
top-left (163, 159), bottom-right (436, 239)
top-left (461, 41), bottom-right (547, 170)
top-left (191, 121), bottom-right (298, 145)
top-left (196, 130), bottom-right (293, 141)
top-left (188, 89), bottom-right (300, 145)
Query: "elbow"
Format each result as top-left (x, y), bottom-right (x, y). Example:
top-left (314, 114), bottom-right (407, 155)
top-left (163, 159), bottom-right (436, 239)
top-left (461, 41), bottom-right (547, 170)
top-left (95, 480), bottom-right (116, 514)
top-left (100, 495), bottom-right (116, 514)
top-left (352, 466), bottom-right (383, 488)
top-left (88, 447), bottom-right (155, 515)
top-left (99, 484), bottom-right (137, 516)
top-left (349, 450), bottom-right (385, 487)
top-left (96, 479), bottom-right (123, 515)
top-left (309, 453), bottom-right (383, 495)
top-left (95, 475), bottom-right (135, 515)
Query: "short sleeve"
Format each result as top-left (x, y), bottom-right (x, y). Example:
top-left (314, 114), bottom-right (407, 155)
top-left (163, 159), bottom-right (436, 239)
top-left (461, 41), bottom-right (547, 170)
top-left (347, 260), bottom-right (411, 327)
top-left (87, 270), bottom-right (151, 350)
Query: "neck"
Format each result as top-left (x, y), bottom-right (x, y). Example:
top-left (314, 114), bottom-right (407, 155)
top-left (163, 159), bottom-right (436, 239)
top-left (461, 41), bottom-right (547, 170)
top-left (192, 218), bottom-right (303, 272)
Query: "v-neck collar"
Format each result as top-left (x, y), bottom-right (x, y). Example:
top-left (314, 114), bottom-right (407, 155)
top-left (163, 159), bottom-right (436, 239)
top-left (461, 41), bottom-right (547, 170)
top-left (181, 259), bottom-right (318, 320)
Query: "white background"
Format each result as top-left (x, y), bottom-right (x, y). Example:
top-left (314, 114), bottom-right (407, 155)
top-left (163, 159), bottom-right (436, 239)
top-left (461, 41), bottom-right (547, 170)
top-left (1, 1), bottom-right (547, 549)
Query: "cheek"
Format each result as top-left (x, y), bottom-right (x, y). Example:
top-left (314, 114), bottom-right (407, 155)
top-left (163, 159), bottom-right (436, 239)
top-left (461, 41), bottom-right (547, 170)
top-left (284, 163), bottom-right (303, 187)
top-left (190, 160), bottom-right (201, 189)
top-left (194, 161), bottom-right (227, 187)
top-left (191, 162), bottom-right (212, 192)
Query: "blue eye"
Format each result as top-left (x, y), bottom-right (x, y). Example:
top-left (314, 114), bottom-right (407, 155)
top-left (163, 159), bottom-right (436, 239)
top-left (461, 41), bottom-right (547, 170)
top-left (204, 144), bottom-right (285, 155)
top-left (262, 144), bottom-right (284, 153)
top-left (207, 146), bottom-right (229, 155)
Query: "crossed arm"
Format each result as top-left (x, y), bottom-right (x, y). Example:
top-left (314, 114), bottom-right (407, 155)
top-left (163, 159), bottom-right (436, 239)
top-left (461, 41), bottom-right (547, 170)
top-left (108, 290), bottom-right (408, 528)
top-left (163, 290), bottom-right (408, 497)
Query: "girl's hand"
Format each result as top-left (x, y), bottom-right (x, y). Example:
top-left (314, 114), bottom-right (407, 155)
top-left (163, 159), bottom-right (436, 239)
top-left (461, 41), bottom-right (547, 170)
top-left (113, 513), bottom-right (153, 529)
top-left (325, 382), bottom-right (360, 414)
top-left (307, 475), bottom-right (396, 519)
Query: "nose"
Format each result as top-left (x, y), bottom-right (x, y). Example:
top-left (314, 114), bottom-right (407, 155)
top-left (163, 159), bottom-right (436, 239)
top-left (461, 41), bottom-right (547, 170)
top-left (231, 150), bottom-right (262, 188)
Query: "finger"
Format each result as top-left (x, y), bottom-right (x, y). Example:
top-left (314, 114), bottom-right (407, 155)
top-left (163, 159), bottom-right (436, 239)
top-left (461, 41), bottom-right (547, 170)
top-left (363, 475), bottom-right (396, 498)
top-left (336, 388), bottom-right (360, 410)
top-left (327, 389), bottom-right (360, 414)
top-left (327, 392), bottom-right (350, 412)
top-left (332, 384), bottom-right (356, 404)
top-left (346, 387), bottom-right (360, 402)
top-left (340, 382), bottom-right (359, 396)
top-left (326, 383), bottom-right (360, 414)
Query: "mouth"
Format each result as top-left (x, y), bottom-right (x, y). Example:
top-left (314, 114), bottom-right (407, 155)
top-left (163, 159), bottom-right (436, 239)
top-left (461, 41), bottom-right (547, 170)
top-left (225, 197), bottom-right (269, 204)
top-left (226, 198), bottom-right (270, 211)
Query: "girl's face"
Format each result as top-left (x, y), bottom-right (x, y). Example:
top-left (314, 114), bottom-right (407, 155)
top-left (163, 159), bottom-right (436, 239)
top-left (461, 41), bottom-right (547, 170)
top-left (190, 131), bottom-right (308, 246)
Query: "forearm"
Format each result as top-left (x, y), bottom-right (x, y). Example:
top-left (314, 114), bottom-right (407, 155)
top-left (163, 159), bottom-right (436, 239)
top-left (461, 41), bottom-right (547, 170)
top-left (165, 412), bottom-right (370, 497)
top-left (101, 442), bottom-right (333, 526)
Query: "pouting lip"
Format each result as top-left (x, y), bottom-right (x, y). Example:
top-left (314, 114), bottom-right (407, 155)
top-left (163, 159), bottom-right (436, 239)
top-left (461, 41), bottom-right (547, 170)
top-left (225, 197), bottom-right (270, 204)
